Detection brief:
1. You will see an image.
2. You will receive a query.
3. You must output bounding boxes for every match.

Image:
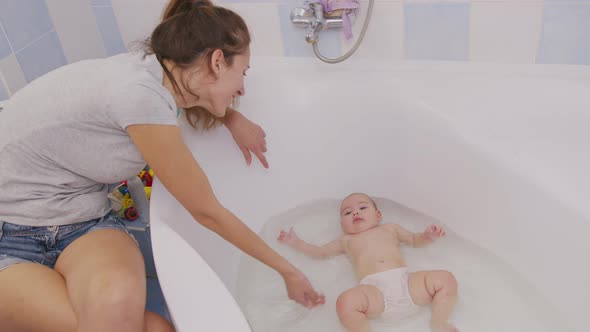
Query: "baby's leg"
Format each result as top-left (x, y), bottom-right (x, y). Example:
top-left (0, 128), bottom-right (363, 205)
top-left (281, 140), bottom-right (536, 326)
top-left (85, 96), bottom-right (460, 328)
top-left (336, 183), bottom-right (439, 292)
top-left (408, 270), bottom-right (458, 332)
top-left (336, 285), bottom-right (384, 332)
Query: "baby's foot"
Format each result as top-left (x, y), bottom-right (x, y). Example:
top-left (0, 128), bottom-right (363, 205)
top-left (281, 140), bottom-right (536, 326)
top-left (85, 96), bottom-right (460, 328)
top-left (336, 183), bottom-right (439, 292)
top-left (431, 322), bottom-right (459, 332)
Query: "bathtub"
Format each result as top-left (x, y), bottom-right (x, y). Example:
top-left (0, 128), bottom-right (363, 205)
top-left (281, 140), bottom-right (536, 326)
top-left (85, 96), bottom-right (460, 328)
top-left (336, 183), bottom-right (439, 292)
top-left (149, 57), bottom-right (590, 331)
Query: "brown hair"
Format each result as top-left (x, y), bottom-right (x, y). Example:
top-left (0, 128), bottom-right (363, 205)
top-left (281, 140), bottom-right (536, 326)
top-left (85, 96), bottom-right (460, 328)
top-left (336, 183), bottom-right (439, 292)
top-left (144, 0), bottom-right (250, 129)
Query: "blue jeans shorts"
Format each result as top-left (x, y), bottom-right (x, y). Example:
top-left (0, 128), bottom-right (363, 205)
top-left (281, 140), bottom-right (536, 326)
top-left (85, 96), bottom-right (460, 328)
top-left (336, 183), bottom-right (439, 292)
top-left (0, 212), bottom-right (134, 272)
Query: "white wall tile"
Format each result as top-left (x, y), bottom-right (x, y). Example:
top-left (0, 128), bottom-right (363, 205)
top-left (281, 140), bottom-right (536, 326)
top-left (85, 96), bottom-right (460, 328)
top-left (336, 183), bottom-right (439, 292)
top-left (111, 0), bottom-right (168, 48)
top-left (46, 0), bottom-right (106, 62)
top-left (470, 2), bottom-right (543, 64)
top-left (0, 54), bottom-right (27, 95)
top-left (112, 0), bottom-right (285, 57)
top-left (225, 3), bottom-right (284, 57)
top-left (342, 1), bottom-right (404, 60)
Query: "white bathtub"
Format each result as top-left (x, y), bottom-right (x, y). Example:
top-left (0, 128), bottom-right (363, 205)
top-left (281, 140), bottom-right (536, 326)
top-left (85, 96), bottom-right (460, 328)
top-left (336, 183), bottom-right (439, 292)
top-left (150, 57), bottom-right (590, 332)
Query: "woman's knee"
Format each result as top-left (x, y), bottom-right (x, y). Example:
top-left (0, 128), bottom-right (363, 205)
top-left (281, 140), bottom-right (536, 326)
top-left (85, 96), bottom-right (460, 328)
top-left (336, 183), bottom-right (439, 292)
top-left (85, 269), bottom-right (146, 313)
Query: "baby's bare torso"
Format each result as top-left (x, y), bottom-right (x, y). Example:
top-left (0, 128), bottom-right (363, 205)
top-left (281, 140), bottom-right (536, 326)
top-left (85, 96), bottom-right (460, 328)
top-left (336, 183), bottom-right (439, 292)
top-left (342, 224), bottom-right (406, 280)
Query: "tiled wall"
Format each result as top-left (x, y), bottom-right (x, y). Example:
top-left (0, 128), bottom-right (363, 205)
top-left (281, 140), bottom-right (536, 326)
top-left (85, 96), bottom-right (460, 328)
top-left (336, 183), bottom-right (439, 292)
top-left (226, 0), bottom-right (590, 63)
top-left (0, 0), bottom-right (124, 98)
top-left (1, 0), bottom-right (590, 98)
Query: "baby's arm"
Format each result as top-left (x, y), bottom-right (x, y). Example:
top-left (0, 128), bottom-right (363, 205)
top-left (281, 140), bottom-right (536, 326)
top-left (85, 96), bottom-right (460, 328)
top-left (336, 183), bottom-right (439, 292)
top-left (278, 227), bottom-right (345, 259)
top-left (391, 224), bottom-right (446, 248)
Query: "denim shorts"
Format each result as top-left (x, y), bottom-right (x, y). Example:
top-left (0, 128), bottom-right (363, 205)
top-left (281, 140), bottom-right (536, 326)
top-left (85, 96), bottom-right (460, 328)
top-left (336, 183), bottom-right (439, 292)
top-left (0, 212), bottom-right (133, 272)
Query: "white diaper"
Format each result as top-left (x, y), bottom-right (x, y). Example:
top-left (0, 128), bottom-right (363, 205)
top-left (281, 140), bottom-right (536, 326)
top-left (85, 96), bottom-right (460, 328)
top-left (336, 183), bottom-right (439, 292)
top-left (360, 267), bottom-right (419, 320)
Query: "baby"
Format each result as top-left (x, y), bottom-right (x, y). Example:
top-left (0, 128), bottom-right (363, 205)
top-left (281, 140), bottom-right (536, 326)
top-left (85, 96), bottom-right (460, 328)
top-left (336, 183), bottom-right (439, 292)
top-left (278, 193), bottom-right (459, 332)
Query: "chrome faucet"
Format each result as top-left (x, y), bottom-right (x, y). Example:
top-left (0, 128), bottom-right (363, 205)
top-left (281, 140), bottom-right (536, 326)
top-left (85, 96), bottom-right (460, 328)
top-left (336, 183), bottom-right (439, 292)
top-left (291, 0), bottom-right (372, 64)
top-left (291, 1), bottom-right (349, 44)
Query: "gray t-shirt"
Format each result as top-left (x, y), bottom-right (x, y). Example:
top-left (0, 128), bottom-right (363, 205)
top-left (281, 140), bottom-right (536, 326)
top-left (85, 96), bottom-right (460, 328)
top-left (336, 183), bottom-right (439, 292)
top-left (0, 52), bottom-right (178, 226)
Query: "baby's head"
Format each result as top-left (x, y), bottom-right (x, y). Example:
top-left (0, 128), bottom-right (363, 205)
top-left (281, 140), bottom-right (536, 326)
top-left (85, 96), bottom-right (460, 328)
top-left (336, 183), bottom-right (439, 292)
top-left (339, 193), bottom-right (382, 234)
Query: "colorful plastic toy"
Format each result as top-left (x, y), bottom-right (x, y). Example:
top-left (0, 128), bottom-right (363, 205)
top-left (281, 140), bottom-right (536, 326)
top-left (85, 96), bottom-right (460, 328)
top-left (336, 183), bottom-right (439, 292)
top-left (107, 167), bottom-right (154, 221)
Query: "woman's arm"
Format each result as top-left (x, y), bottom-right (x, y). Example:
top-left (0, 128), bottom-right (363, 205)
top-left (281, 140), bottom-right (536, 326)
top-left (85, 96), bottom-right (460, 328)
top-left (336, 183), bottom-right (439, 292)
top-left (127, 124), bottom-right (323, 307)
top-left (220, 108), bottom-right (269, 168)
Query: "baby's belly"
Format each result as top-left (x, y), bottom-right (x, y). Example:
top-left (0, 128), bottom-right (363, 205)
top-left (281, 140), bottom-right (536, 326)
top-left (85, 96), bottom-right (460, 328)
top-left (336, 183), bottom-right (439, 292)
top-left (353, 256), bottom-right (407, 280)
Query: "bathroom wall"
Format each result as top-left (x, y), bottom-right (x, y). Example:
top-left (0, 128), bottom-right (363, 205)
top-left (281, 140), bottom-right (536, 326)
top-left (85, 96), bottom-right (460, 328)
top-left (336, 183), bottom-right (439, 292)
top-left (1, 0), bottom-right (590, 98)
top-left (222, 0), bottom-right (590, 63)
top-left (0, 0), bottom-right (124, 97)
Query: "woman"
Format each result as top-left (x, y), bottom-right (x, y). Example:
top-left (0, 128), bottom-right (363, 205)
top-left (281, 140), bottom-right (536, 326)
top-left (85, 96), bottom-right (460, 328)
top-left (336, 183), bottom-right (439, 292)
top-left (0, 1), bottom-right (324, 331)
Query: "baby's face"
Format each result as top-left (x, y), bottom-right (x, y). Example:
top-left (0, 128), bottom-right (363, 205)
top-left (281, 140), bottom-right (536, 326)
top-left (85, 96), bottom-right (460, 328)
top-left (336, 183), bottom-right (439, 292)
top-left (340, 194), bottom-right (382, 234)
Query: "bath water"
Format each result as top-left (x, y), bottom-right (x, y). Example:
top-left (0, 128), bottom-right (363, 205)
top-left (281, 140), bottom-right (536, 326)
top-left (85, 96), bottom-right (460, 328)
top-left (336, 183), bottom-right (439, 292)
top-left (237, 198), bottom-right (570, 332)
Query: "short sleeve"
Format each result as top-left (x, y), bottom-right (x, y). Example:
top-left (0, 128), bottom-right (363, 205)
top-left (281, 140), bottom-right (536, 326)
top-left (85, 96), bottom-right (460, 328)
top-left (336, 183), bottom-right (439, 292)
top-left (105, 81), bottom-right (178, 130)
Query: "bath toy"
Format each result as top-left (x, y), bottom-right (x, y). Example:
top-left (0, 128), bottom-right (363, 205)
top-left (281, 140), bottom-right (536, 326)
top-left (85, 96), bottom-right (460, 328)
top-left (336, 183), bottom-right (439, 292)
top-left (107, 168), bottom-right (154, 221)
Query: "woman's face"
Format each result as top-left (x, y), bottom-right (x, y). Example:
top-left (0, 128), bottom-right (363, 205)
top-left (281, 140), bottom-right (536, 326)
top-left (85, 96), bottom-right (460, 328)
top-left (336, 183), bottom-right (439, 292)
top-left (182, 48), bottom-right (250, 117)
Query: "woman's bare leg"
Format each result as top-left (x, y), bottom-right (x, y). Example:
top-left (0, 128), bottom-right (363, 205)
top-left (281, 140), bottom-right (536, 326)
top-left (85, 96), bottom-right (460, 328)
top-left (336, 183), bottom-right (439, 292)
top-left (54, 228), bottom-right (174, 332)
top-left (1, 229), bottom-right (174, 332)
top-left (0, 263), bottom-right (77, 332)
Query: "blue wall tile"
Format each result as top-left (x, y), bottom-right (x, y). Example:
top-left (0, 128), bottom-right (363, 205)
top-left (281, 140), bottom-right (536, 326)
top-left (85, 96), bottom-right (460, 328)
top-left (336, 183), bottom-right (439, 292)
top-left (537, 4), bottom-right (590, 65)
top-left (278, 4), bottom-right (341, 58)
top-left (16, 31), bottom-right (67, 82)
top-left (93, 6), bottom-right (126, 56)
top-left (0, 0), bottom-right (54, 52)
top-left (0, 26), bottom-right (11, 59)
top-left (405, 3), bottom-right (470, 61)
top-left (0, 82), bottom-right (8, 100)
top-left (90, 0), bottom-right (112, 5)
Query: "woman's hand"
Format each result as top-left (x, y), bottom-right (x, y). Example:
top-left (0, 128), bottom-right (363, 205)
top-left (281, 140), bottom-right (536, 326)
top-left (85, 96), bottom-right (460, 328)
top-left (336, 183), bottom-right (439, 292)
top-left (281, 269), bottom-right (325, 308)
top-left (223, 110), bottom-right (269, 168)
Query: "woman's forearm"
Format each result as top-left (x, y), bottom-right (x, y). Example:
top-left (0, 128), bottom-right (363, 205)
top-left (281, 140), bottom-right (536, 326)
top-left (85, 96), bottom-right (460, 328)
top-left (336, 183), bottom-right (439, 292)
top-left (219, 107), bottom-right (237, 126)
top-left (195, 207), bottom-right (298, 277)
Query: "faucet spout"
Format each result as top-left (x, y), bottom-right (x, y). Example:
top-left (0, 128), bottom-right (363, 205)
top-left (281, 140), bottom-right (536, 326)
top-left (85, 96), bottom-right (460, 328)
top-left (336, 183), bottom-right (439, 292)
top-left (291, 1), bottom-right (325, 43)
top-left (290, 7), bottom-right (314, 28)
top-left (305, 21), bottom-right (321, 44)
top-left (306, 2), bottom-right (324, 43)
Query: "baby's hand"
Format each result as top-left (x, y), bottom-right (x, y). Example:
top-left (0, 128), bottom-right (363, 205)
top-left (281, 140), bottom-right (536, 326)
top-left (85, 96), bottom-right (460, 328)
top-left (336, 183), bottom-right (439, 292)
top-left (278, 227), bottom-right (300, 246)
top-left (424, 224), bottom-right (446, 241)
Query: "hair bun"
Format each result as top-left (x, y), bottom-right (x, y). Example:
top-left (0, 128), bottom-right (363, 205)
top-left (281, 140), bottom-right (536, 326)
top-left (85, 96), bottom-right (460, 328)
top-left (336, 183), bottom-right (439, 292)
top-left (193, 0), bottom-right (212, 7)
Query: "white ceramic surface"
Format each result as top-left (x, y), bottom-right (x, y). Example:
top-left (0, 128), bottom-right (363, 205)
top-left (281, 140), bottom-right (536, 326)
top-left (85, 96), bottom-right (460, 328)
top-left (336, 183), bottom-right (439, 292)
top-left (150, 57), bottom-right (590, 331)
